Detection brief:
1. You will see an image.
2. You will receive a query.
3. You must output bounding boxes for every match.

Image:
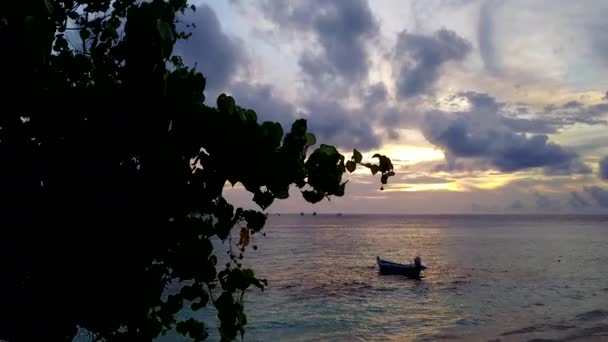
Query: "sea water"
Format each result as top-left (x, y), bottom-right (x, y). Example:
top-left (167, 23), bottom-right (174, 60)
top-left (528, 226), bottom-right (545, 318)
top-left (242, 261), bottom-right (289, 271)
top-left (170, 214), bottom-right (608, 341)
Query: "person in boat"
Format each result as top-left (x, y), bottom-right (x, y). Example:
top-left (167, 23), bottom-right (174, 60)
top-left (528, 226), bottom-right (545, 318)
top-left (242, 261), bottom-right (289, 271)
top-left (414, 256), bottom-right (426, 270)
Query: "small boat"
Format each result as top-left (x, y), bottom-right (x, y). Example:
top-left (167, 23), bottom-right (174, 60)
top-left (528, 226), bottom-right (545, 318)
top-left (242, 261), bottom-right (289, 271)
top-left (377, 256), bottom-right (426, 278)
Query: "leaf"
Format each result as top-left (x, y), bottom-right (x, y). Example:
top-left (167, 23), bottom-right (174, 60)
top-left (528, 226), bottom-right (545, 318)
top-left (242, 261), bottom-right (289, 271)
top-left (370, 165), bottom-right (379, 175)
top-left (291, 119), bottom-right (307, 135)
top-left (319, 144), bottom-right (338, 156)
top-left (305, 133), bottom-right (316, 147)
top-left (176, 318), bottom-right (208, 341)
top-left (345, 160), bottom-right (356, 173)
top-left (336, 182), bottom-right (346, 197)
top-left (381, 174), bottom-right (388, 184)
top-left (79, 29), bottom-right (90, 40)
top-left (165, 294), bottom-right (183, 314)
top-left (273, 188), bottom-right (289, 199)
top-left (44, 0), bottom-right (53, 14)
top-left (302, 190), bottom-right (325, 204)
top-left (180, 284), bottom-right (200, 301)
top-left (353, 149), bottom-right (362, 164)
top-left (217, 94), bottom-right (236, 115)
top-left (244, 109), bottom-right (257, 123)
top-left (261, 121), bottom-right (283, 147)
top-left (244, 210), bottom-right (266, 232)
top-left (252, 191), bottom-right (274, 210)
top-left (156, 19), bottom-right (174, 43)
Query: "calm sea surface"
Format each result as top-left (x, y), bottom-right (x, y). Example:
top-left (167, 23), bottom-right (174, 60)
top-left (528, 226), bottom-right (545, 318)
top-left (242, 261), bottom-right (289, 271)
top-left (181, 214), bottom-right (608, 341)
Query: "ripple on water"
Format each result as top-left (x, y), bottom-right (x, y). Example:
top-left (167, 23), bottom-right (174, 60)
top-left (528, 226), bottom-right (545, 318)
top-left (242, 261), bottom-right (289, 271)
top-left (576, 309), bottom-right (608, 322)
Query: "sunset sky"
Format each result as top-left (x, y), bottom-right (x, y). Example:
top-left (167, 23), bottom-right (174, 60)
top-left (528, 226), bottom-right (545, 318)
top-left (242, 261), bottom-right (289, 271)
top-left (180, 0), bottom-right (608, 213)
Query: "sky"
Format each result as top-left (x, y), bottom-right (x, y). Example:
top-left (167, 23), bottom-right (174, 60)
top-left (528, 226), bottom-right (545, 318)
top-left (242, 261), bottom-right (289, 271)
top-left (178, 0), bottom-right (608, 214)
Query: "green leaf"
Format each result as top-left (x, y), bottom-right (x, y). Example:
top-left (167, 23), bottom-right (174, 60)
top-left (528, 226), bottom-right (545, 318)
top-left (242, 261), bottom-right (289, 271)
top-left (370, 165), bottom-right (379, 175)
top-left (244, 109), bottom-right (257, 123)
top-left (345, 160), bottom-right (356, 173)
top-left (217, 94), bottom-right (236, 115)
top-left (305, 133), bottom-right (316, 147)
top-left (261, 121), bottom-right (284, 147)
top-left (319, 144), bottom-right (338, 156)
top-left (291, 119), bottom-right (307, 135)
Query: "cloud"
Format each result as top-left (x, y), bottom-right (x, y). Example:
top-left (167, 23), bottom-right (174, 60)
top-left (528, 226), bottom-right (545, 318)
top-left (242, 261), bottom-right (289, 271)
top-left (400, 175), bottom-right (452, 184)
top-left (568, 191), bottom-right (590, 208)
top-left (535, 193), bottom-right (560, 211)
top-left (541, 101), bottom-right (608, 127)
top-left (260, 0), bottom-right (378, 81)
top-left (176, 4), bottom-right (248, 92)
top-left (303, 99), bottom-right (381, 150)
top-left (510, 199), bottom-right (524, 209)
top-left (585, 186), bottom-right (608, 207)
top-left (226, 81), bottom-right (385, 149)
top-left (422, 92), bottom-right (590, 174)
top-left (228, 82), bottom-right (299, 126)
top-left (394, 28), bottom-right (472, 97)
top-left (477, 0), bottom-right (502, 74)
top-left (600, 156), bottom-right (608, 180)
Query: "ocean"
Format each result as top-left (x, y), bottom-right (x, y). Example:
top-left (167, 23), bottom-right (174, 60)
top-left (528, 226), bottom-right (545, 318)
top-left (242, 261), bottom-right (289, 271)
top-left (176, 214), bottom-right (608, 341)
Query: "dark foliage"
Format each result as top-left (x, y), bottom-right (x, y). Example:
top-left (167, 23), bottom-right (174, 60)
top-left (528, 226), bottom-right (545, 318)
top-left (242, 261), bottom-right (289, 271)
top-left (0, 1), bottom-right (393, 341)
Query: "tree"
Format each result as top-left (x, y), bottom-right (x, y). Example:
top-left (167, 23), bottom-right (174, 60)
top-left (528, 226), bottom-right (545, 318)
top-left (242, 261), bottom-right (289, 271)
top-left (0, 1), bottom-right (394, 341)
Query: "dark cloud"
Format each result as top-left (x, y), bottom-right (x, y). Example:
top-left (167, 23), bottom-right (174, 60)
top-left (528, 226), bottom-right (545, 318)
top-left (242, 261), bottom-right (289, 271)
top-left (541, 100), bottom-right (608, 126)
top-left (458, 92), bottom-right (557, 134)
top-left (394, 29), bottom-right (471, 97)
top-left (501, 117), bottom-right (557, 134)
top-left (260, 0), bottom-right (378, 81)
top-left (535, 193), bottom-right (560, 211)
top-left (176, 4), bottom-right (247, 92)
top-left (227, 82), bottom-right (300, 127)
top-left (365, 83), bottom-right (388, 108)
top-left (510, 199), bottom-right (524, 210)
top-left (601, 156), bottom-right (608, 180)
top-left (585, 186), bottom-right (608, 207)
top-left (568, 191), bottom-right (590, 208)
top-left (422, 92), bottom-right (589, 174)
top-left (304, 100), bottom-right (381, 150)
top-left (561, 100), bottom-right (583, 109)
top-left (228, 82), bottom-right (387, 150)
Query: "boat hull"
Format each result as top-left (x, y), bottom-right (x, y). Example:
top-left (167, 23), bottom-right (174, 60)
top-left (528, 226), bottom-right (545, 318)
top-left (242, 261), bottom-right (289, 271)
top-left (377, 257), bottom-right (424, 278)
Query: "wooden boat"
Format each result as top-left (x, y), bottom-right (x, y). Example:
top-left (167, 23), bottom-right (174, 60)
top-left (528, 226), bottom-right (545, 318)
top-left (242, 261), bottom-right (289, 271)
top-left (377, 256), bottom-right (426, 278)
